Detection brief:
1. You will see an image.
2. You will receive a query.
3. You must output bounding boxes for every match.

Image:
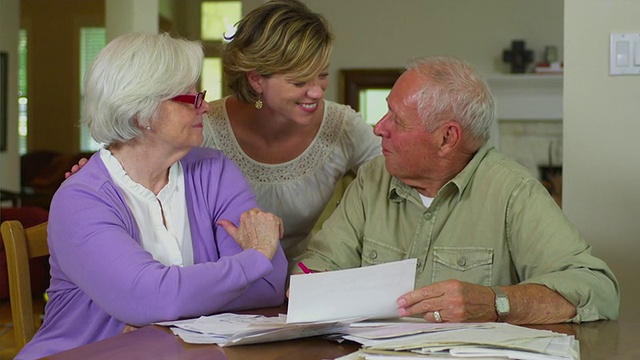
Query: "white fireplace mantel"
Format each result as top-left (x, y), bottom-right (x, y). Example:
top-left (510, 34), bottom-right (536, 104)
top-left (485, 74), bottom-right (563, 120)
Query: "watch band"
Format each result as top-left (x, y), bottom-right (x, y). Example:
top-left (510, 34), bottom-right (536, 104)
top-left (490, 286), bottom-right (510, 322)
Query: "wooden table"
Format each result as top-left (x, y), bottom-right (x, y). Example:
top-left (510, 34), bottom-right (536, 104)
top-left (529, 320), bottom-right (640, 360)
top-left (42, 307), bottom-right (640, 360)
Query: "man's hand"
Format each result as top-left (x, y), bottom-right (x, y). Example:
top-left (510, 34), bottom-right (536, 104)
top-left (396, 279), bottom-right (496, 323)
top-left (64, 157), bottom-right (88, 179)
top-left (217, 207), bottom-right (283, 260)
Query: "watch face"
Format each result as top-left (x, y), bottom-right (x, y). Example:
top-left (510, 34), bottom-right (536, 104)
top-left (496, 297), bottom-right (510, 313)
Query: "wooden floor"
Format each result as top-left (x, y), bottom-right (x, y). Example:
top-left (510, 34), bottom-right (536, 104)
top-left (0, 297), bottom-right (44, 360)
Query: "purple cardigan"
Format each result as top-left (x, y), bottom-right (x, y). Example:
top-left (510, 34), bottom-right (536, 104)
top-left (18, 148), bottom-right (287, 359)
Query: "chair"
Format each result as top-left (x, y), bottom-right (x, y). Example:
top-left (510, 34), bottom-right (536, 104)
top-left (1, 220), bottom-right (49, 349)
top-left (1, 206), bottom-right (50, 300)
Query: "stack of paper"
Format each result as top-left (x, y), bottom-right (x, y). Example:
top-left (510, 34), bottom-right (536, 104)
top-left (339, 320), bottom-right (580, 360)
top-left (156, 259), bottom-right (418, 347)
top-left (156, 313), bottom-right (353, 347)
top-left (156, 259), bottom-right (578, 360)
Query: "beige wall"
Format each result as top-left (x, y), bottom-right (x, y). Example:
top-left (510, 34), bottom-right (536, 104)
top-left (564, 0), bottom-right (640, 321)
top-left (105, 0), bottom-right (158, 40)
top-left (20, 0), bottom-right (104, 154)
top-left (0, 0), bottom-right (20, 193)
top-left (300, 0), bottom-right (563, 102)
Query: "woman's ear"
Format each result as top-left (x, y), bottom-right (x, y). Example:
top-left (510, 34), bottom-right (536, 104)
top-left (247, 71), bottom-right (264, 93)
top-left (133, 117), bottom-right (151, 131)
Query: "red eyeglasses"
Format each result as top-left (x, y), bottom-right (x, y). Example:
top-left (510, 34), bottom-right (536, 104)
top-left (170, 90), bottom-right (207, 109)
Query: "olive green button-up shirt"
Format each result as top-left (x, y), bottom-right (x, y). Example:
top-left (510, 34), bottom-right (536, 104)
top-left (296, 145), bottom-right (619, 322)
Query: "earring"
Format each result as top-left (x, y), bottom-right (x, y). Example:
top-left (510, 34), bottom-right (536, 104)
top-left (145, 126), bottom-right (151, 130)
top-left (254, 95), bottom-right (264, 110)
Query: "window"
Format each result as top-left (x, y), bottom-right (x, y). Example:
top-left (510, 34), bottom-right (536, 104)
top-left (201, 1), bottom-right (241, 41)
top-left (202, 58), bottom-right (222, 101)
top-left (359, 89), bottom-right (391, 126)
top-left (200, 1), bottom-right (242, 100)
top-left (18, 30), bottom-right (28, 155)
top-left (341, 69), bottom-right (402, 125)
top-left (79, 28), bottom-right (106, 152)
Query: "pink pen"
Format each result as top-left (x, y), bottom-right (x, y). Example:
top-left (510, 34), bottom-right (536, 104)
top-left (297, 261), bottom-right (312, 274)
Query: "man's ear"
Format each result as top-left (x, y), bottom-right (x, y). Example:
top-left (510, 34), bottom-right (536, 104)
top-left (438, 121), bottom-right (462, 155)
top-left (247, 71), bottom-right (264, 93)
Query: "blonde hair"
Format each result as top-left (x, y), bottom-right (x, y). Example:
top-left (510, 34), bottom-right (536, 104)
top-left (223, 0), bottom-right (334, 103)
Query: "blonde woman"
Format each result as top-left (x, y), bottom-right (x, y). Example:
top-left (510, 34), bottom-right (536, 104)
top-left (204, 0), bottom-right (381, 259)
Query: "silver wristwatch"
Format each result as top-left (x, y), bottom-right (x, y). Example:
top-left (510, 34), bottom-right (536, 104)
top-left (490, 286), bottom-right (510, 322)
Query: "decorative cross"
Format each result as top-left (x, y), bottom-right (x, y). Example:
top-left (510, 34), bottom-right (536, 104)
top-left (502, 40), bottom-right (534, 73)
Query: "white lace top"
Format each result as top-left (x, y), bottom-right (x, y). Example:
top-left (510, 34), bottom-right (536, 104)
top-left (202, 97), bottom-right (381, 259)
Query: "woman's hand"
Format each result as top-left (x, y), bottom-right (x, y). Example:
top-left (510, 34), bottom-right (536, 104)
top-left (64, 157), bottom-right (89, 179)
top-left (217, 208), bottom-right (283, 260)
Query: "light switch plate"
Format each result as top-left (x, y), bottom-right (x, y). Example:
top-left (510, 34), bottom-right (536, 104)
top-left (610, 33), bottom-right (640, 75)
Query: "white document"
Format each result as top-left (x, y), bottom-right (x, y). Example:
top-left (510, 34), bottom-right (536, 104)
top-left (287, 259), bottom-right (417, 323)
top-left (345, 320), bottom-right (492, 340)
top-left (358, 322), bottom-right (561, 350)
top-left (157, 313), bottom-right (352, 346)
top-left (343, 322), bottom-right (579, 360)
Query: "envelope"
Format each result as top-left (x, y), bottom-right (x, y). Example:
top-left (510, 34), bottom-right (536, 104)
top-left (286, 259), bottom-right (417, 323)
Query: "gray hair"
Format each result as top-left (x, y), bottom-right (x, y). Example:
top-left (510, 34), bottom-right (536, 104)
top-left (407, 56), bottom-right (495, 145)
top-left (82, 32), bottom-right (204, 145)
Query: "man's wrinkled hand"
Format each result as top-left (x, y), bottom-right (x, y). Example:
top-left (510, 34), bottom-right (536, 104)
top-left (396, 279), bottom-right (496, 323)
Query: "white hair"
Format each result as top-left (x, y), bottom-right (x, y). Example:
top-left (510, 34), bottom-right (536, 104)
top-left (408, 56), bottom-right (496, 145)
top-left (82, 32), bottom-right (204, 145)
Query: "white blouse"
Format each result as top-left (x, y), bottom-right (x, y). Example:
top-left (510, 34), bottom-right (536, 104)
top-left (100, 148), bottom-right (194, 266)
top-left (202, 97), bottom-right (381, 259)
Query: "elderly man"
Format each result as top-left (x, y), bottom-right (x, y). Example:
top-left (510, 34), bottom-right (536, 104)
top-left (294, 56), bottom-right (619, 324)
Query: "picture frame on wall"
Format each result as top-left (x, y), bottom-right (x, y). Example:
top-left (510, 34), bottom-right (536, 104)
top-left (0, 51), bottom-right (7, 152)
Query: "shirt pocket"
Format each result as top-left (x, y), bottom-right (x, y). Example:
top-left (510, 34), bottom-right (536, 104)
top-left (431, 247), bottom-right (494, 286)
top-left (361, 236), bottom-right (407, 266)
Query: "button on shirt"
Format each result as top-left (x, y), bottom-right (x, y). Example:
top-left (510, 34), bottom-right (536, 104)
top-left (100, 148), bottom-right (193, 266)
top-left (296, 145), bottom-right (620, 323)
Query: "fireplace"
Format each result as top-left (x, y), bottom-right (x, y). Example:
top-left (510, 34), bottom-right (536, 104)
top-left (486, 74), bottom-right (563, 121)
top-left (486, 74), bottom-right (563, 207)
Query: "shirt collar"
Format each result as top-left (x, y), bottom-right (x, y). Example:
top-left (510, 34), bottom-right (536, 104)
top-left (388, 143), bottom-right (494, 203)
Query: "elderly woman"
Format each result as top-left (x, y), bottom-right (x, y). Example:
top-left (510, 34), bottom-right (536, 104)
top-left (17, 33), bottom-right (287, 359)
